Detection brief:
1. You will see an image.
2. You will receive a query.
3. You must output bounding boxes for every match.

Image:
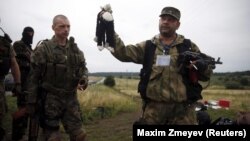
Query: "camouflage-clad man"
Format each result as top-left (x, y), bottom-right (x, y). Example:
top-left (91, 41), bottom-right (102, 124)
top-left (12, 26), bottom-right (34, 141)
top-left (27, 15), bottom-right (88, 140)
top-left (0, 31), bottom-right (21, 140)
top-left (108, 7), bottom-right (214, 124)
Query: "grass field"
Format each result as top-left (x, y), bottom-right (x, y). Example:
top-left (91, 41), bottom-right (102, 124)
top-left (202, 89), bottom-right (250, 121)
top-left (2, 76), bottom-right (250, 140)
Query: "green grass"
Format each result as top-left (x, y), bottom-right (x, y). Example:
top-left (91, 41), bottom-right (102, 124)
top-left (2, 76), bottom-right (250, 140)
top-left (2, 95), bottom-right (17, 135)
top-left (202, 89), bottom-right (250, 121)
top-left (78, 83), bottom-right (138, 123)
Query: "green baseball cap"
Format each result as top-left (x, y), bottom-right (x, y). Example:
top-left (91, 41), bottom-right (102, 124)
top-left (159, 6), bottom-right (181, 20)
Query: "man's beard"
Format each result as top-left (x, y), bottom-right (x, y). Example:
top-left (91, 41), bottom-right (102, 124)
top-left (159, 27), bottom-right (175, 38)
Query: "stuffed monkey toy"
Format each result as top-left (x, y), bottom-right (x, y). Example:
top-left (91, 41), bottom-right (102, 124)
top-left (94, 4), bottom-right (115, 52)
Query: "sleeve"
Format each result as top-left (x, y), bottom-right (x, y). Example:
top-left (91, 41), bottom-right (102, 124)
top-left (9, 45), bottom-right (16, 58)
top-left (13, 42), bottom-right (21, 56)
top-left (27, 44), bottom-right (46, 104)
top-left (111, 33), bottom-right (145, 64)
top-left (78, 50), bottom-right (89, 86)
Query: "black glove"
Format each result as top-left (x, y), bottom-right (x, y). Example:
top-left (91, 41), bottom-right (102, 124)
top-left (12, 83), bottom-right (22, 96)
top-left (195, 59), bottom-right (208, 72)
top-left (78, 79), bottom-right (88, 90)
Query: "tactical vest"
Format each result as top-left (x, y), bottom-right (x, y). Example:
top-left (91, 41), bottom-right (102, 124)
top-left (40, 37), bottom-right (85, 92)
top-left (13, 41), bottom-right (32, 69)
top-left (138, 39), bottom-right (192, 100)
top-left (0, 36), bottom-right (11, 76)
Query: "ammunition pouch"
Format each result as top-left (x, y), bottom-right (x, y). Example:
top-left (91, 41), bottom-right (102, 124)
top-left (42, 82), bottom-right (76, 95)
top-left (44, 63), bottom-right (67, 89)
top-left (44, 58), bottom-right (83, 91)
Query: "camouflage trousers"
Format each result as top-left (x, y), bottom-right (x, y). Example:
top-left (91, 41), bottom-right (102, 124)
top-left (42, 91), bottom-right (86, 139)
top-left (136, 99), bottom-right (197, 125)
top-left (0, 80), bottom-right (7, 139)
top-left (0, 81), bottom-right (7, 117)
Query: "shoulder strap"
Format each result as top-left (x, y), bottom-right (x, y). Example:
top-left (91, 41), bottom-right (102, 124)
top-left (143, 40), bottom-right (156, 72)
top-left (37, 39), bottom-right (53, 63)
top-left (138, 40), bottom-right (156, 96)
top-left (176, 39), bottom-right (191, 54)
top-left (69, 36), bottom-right (80, 53)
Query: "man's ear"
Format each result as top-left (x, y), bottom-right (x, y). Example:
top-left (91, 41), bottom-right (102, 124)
top-left (176, 21), bottom-right (180, 30)
top-left (52, 25), bottom-right (55, 31)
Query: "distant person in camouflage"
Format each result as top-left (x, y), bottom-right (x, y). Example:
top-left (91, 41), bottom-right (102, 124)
top-left (106, 6), bottom-right (214, 124)
top-left (12, 26), bottom-right (34, 141)
top-left (0, 30), bottom-right (21, 140)
top-left (27, 15), bottom-right (88, 140)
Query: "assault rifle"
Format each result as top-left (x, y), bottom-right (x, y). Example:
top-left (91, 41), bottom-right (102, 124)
top-left (179, 50), bottom-right (223, 85)
top-left (0, 19), bottom-right (11, 43)
top-left (28, 87), bottom-right (46, 141)
top-left (179, 51), bottom-right (222, 70)
top-left (0, 27), bottom-right (12, 43)
top-left (12, 91), bottom-right (29, 141)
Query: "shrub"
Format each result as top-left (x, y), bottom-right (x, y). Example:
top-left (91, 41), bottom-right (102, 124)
top-left (104, 76), bottom-right (115, 87)
top-left (240, 78), bottom-right (249, 86)
top-left (225, 82), bottom-right (242, 89)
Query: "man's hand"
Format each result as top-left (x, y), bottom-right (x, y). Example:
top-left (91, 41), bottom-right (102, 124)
top-left (188, 59), bottom-right (207, 72)
top-left (194, 59), bottom-right (208, 72)
top-left (12, 107), bottom-right (27, 120)
top-left (12, 83), bottom-right (22, 96)
top-left (77, 79), bottom-right (88, 91)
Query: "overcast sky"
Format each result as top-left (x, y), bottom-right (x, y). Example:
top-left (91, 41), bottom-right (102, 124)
top-left (1, 0), bottom-right (249, 73)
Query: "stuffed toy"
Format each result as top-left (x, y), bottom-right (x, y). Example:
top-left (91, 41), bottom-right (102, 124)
top-left (94, 4), bottom-right (115, 53)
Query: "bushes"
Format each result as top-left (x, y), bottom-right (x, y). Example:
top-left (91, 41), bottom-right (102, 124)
top-left (214, 75), bottom-right (250, 89)
top-left (104, 76), bottom-right (115, 87)
top-left (240, 77), bottom-right (249, 86)
top-left (225, 82), bottom-right (242, 89)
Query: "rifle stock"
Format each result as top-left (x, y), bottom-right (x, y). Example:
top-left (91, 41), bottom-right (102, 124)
top-left (28, 87), bottom-right (45, 141)
top-left (28, 114), bottom-right (39, 141)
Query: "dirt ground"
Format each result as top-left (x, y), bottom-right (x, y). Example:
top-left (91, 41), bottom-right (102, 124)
top-left (3, 108), bottom-right (141, 141)
top-left (85, 110), bottom-right (141, 141)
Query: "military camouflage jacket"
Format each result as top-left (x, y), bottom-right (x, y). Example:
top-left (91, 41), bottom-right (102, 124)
top-left (112, 34), bottom-right (213, 102)
top-left (27, 36), bottom-right (88, 103)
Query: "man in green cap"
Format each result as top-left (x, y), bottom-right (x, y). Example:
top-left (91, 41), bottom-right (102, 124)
top-left (104, 6), bottom-right (214, 124)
